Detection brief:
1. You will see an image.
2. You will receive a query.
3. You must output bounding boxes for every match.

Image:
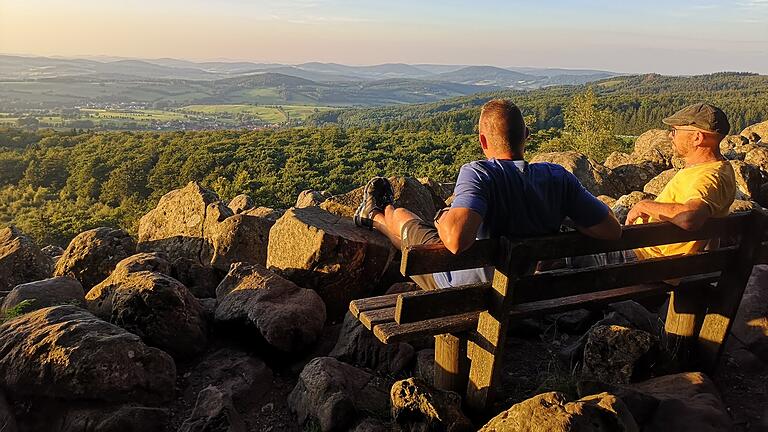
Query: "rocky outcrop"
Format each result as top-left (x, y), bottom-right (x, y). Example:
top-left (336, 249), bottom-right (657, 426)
top-left (633, 129), bottom-right (674, 169)
top-left (0, 390), bottom-right (17, 432)
top-left (228, 194), bottom-right (256, 214)
top-left (170, 257), bottom-right (220, 298)
top-left (418, 177), bottom-right (454, 210)
top-left (643, 169), bottom-right (679, 196)
top-left (215, 263), bottom-right (325, 353)
top-left (266, 206), bottom-right (394, 319)
top-left (731, 264), bottom-right (768, 362)
top-left (730, 160), bottom-right (763, 200)
top-left (288, 357), bottom-right (390, 432)
top-left (608, 162), bottom-right (661, 197)
top-left (1, 276), bottom-right (84, 315)
top-left (54, 227), bottom-right (136, 290)
top-left (612, 191), bottom-right (656, 224)
top-left (0, 305), bottom-right (175, 404)
top-left (138, 182), bottom-right (233, 265)
top-left (720, 135), bottom-right (750, 160)
top-left (0, 226), bottom-right (53, 291)
top-left (478, 391), bottom-right (638, 432)
top-left (329, 312), bottom-right (414, 374)
top-left (296, 189), bottom-right (331, 208)
top-left (321, 176), bottom-right (438, 222)
top-left (530, 151), bottom-right (622, 197)
top-left (390, 378), bottom-right (473, 432)
top-left (582, 324), bottom-right (654, 385)
top-left (741, 120), bottom-right (768, 141)
top-left (744, 146), bottom-right (768, 178)
top-left (208, 207), bottom-right (281, 271)
top-left (178, 386), bottom-right (246, 432)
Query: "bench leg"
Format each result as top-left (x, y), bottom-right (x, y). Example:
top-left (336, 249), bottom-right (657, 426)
top-left (434, 333), bottom-right (469, 393)
top-left (663, 288), bottom-right (707, 369)
top-left (465, 311), bottom-right (509, 413)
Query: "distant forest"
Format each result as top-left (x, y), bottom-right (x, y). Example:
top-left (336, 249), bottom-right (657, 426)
top-left (2, 72), bottom-right (767, 246)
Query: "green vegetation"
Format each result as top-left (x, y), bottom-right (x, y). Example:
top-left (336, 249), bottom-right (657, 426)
top-left (0, 299), bottom-right (35, 323)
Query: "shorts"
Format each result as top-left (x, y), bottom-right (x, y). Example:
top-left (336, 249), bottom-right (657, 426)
top-left (400, 219), bottom-right (442, 291)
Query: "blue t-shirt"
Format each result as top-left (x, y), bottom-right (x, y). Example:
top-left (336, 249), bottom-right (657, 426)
top-left (432, 159), bottom-right (609, 288)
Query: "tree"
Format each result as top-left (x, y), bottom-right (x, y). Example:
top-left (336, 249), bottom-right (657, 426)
top-left (558, 88), bottom-right (622, 161)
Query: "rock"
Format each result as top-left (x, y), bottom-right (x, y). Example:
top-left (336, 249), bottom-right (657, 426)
top-left (208, 207), bottom-right (281, 271)
top-left (0, 225), bottom-right (53, 291)
top-left (21, 403), bottom-right (170, 432)
top-left (178, 385), bottom-right (245, 432)
top-left (633, 129), bottom-right (674, 169)
top-left (171, 257), bottom-right (220, 298)
top-left (582, 324), bottom-right (654, 385)
top-left (741, 120), bottom-right (768, 141)
top-left (478, 391), bottom-right (638, 432)
top-left (607, 301), bottom-right (661, 335)
top-left (643, 169), bottom-right (679, 196)
top-left (266, 206), bottom-right (394, 320)
top-left (215, 263), bottom-right (325, 353)
top-left (329, 312), bottom-right (414, 374)
top-left (546, 309), bottom-right (595, 334)
top-left (558, 312), bottom-right (632, 368)
top-left (137, 182), bottom-right (233, 265)
top-left (720, 135), bottom-right (750, 160)
top-left (296, 189), bottom-right (331, 208)
top-left (725, 347), bottom-right (767, 374)
top-left (288, 357), bottom-right (390, 432)
top-left (611, 192), bottom-right (656, 224)
top-left (729, 199), bottom-right (758, 213)
top-left (1, 276), bottom-right (84, 315)
top-left (0, 305), bottom-right (175, 403)
top-left (41, 244), bottom-right (64, 259)
top-left (351, 418), bottom-right (389, 432)
top-left (604, 151), bottom-right (636, 169)
top-left (105, 271), bottom-right (208, 359)
top-left (228, 194), bottom-right (256, 214)
top-left (385, 281), bottom-right (419, 295)
top-left (530, 151), bottom-right (622, 197)
top-left (609, 162), bottom-right (662, 196)
top-left (54, 227), bottom-right (136, 290)
top-left (321, 176), bottom-right (438, 222)
top-left (391, 377), bottom-right (473, 432)
top-left (418, 177), bottom-right (454, 210)
top-left (415, 349), bottom-right (435, 384)
top-left (112, 252), bottom-right (172, 276)
top-left (184, 349), bottom-right (273, 411)
top-left (730, 160), bottom-right (763, 199)
top-left (731, 265), bottom-right (768, 362)
top-left (0, 390), bottom-right (17, 432)
top-left (597, 195), bottom-right (617, 207)
top-left (744, 146), bottom-right (768, 177)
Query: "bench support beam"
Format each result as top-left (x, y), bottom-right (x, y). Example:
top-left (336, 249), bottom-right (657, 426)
top-left (434, 333), bottom-right (470, 393)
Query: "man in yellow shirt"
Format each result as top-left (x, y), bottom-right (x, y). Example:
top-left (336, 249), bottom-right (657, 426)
top-left (627, 103), bottom-right (737, 259)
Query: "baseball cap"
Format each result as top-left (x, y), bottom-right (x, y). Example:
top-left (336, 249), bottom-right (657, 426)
top-left (662, 103), bottom-right (730, 135)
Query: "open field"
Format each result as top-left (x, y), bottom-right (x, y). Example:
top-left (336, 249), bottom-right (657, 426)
top-left (179, 104), bottom-right (334, 123)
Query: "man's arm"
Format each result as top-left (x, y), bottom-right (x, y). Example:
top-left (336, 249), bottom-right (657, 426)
top-left (575, 211), bottom-right (622, 240)
top-left (435, 207), bottom-right (483, 254)
top-left (626, 199), bottom-right (712, 231)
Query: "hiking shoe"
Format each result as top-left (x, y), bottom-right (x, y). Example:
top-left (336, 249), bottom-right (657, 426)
top-left (354, 177), bottom-right (395, 229)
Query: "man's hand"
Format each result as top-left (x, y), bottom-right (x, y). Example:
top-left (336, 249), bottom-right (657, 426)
top-left (435, 207), bottom-right (483, 254)
top-left (626, 200), bottom-right (652, 225)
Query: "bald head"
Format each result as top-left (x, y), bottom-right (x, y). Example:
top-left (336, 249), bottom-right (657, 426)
top-left (479, 99), bottom-right (528, 157)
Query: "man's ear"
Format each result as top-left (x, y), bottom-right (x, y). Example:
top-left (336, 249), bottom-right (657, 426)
top-left (479, 133), bottom-right (488, 149)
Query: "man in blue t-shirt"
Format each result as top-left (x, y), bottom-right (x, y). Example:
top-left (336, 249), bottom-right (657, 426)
top-left (354, 99), bottom-right (621, 289)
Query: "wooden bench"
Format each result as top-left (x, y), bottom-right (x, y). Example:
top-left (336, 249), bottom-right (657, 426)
top-left (349, 210), bottom-right (768, 413)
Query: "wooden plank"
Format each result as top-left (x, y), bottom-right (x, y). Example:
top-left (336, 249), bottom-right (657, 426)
top-left (663, 289), bottom-right (709, 369)
top-left (349, 293), bottom-right (401, 318)
top-left (512, 248), bottom-right (735, 304)
top-left (395, 284), bottom-right (490, 324)
top-left (370, 275), bottom-right (719, 344)
top-left (359, 307), bottom-right (396, 330)
top-left (698, 212), bottom-right (767, 372)
top-left (373, 311), bottom-right (481, 344)
top-left (434, 333), bottom-right (470, 393)
top-left (400, 213), bottom-right (749, 276)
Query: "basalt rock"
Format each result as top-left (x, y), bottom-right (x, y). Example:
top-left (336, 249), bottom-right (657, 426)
top-left (0, 226), bottom-right (53, 291)
top-left (633, 129), bottom-right (674, 170)
top-left (1, 276), bottom-right (84, 315)
top-left (530, 151), bottom-right (622, 197)
top-left (329, 312), bottom-right (414, 374)
top-left (611, 192), bottom-right (656, 224)
top-left (391, 377), bottom-right (473, 432)
top-left (170, 257), bottom-right (220, 298)
top-left (741, 120), bottom-right (768, 141)
top-left (321, 176), bottom-right (438, 222)
top-left (643, 169), bottom-right (679, 196)
top-left (296, 189), bottom-right (331, 208)
top-left (178, 386), bottom-right (246, 432)
top-left (731, 264), bottom-right (768, 362)
top-left (54, 227), bottom-right (136, 290)
top-left (228, 194), bottom-right (256, 214)
top-left (730, 160), bottom-right (763, 200)
top-left (609, 162), bottom-right (662, 197)
top-left (208, 207), bottom-right (281, 271)
top-left (582, 324), bottom-right (655, 385)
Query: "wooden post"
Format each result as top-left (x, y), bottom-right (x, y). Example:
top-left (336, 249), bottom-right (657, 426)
top-left (697, 211), bottom-right (767, 373)
top-left (434, 333), bottom-right (470, 392)
top-left (465, 238), bottom-right (519, 413)
top-left (663, 285), bottom-right (709, 369)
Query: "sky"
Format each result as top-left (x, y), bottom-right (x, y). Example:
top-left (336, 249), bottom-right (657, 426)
top-left (1, 0), bottom-right (767, 75)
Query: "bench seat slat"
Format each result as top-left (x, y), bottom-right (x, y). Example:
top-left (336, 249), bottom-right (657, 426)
top-left (512, 247), bottom-right (734, 304)
top-left (350, 293), bottom-right (402, 318)
top-left (401, 213), bottom-right (749, 276)
top-left (372, 275), bottom-right (719, 343)
top-left (359, 307), bottom-right (396, 330)
top-left (395, 283), bottom-right (489, 324)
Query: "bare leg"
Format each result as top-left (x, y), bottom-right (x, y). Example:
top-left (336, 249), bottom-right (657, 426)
top-left (372, 205), bottom-right (423, 250)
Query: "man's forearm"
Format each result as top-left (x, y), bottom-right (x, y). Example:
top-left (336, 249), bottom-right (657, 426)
top-left (633, 200), bottom-right (710, 231)
top-left (635, 200), bottom-right (689, 222)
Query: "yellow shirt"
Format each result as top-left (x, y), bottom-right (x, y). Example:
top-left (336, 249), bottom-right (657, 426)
top-left (634, 161), bottom-right (736, 259)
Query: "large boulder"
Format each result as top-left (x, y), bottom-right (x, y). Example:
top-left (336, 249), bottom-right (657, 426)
top-left (208, 207), bottom-right (281, 271)
top-left (228, 194), bottom-right (256, 214)
top-left (288, 357), bottom-right (390, 432)
top-left (266, 206), bottom-right (394, 320)
top-left (612, 192), bottom-right (656, 224)
top-left (104, 271), bottom-right (208, 359)
top-left (633, 129), bottom-right (674, 169)
top-left (582, 324), bottom-right (654, 385)
top-left (390, 378), bottom-right (473, 432)
top-left (720, 135), bottom-right (750, 160)
top-left (321, 176), bottom-right (438, 222)
top-left (741, 120), bottom-right (768, 141)
top-left (608, 162), bottom-right (662, 197)
top-left (530, 151), bottom-right (622, 197)
top-left (1, 276), bottom-right (84, 315)
top-left (215, 263), bottom-right (325, 353)
top-left (329, 312), bottom-right (414, 374)
top-left (16, 402), bottom-right (169, 432)
top-left (170, 257), bottom-right (220, 298)
top-left (0, 390), bottom-right (16, 432)
top-left (418, 177), bottom-right (454, 210)
top-left (0, 305), bottom-right (175, 404)
top-left (604, 151), bottom-right (636, 170)
top-left (137, 182), bottom-right (233, 265)
top-left (296, 189), bottom-right (331, 208)
top-left (478, 391), bottom-right (638, 432)
top-left (643, 169), bottom-right (679, 196)
top-left (730, 160), bottom-right (763, 200)
top-left (178, 385), bottom-right (246, 432)
top-left (54, 227), bottom-right (136, 290)
top-left (744, 146), bottom-right (768, 177)
top-left (731, 265), bottom-right (768, 362)
top-left (0, 226), bottom-right (53, 291)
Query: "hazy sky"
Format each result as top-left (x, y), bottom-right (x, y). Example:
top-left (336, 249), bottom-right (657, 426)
top-left (2, 0), bottom-right (767, 74)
